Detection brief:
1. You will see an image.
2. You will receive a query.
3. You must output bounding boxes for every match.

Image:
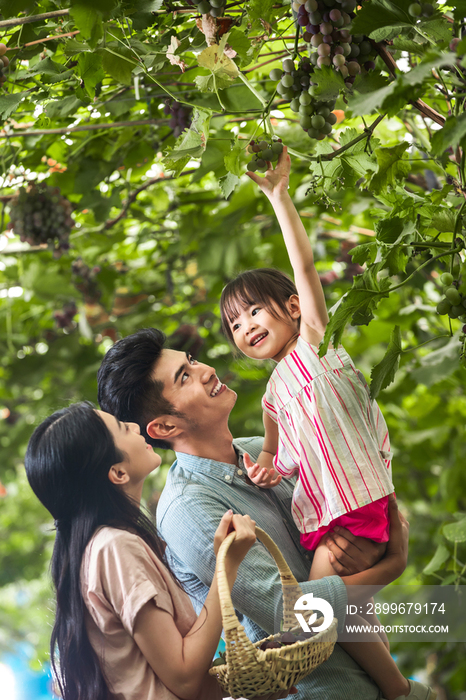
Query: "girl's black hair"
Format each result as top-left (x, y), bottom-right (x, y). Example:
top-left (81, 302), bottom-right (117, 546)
top-left (220, 268), bottom-right (299, 344)
top-left (24, 401), bottom-right (180, 700)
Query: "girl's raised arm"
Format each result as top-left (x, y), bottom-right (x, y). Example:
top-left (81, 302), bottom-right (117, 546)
top-left (247, 148), bottom-right (329, 347)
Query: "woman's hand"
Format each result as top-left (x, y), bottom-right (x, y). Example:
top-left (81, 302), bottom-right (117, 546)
top-left (214, 510), bottom-right (256, 565)
top-left (246, 146), bottom-right (291, 201)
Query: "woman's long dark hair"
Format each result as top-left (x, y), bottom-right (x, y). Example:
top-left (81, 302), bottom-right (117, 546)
top-left (25, 402), bottom-right (174, 700)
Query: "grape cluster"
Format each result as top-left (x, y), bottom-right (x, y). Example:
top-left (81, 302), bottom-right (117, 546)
top-left (292, 0), bottom-right (377, 85)
top-left (71, 258), bottom-right (101, 303)
top-left (7, 183), bottom-right (74, 256)
top-left (0, 42), bottom-right (9, 89)
top-left (408, 0), bottom-right (435, 18)
top-left (163, 99), bottom-right (192, 138)
top-left (53, 302), bottom-right (77, 330)
top-left (190, 0), bottom-right (226, 17)
top-left (246, 139), bottom-right (284, 172)
top-left (271, 58), bottom-right (337, 140)
top-left (436, 273), bottom-right (466, 321)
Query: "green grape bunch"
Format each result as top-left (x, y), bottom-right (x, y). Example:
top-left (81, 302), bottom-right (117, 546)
top-left (271, 57), bottom-right (337, 141)
top-left (0, 42), bottom-right (9, 89)
top-left (246, 139), bottom-right (284, 172)
top-left (190, 0), bottom-right (227, 17)
top-left (408, 0), bottom-right (436, 18)
top-left (7, 183), bottom-right (74, 257)
top-left (436, 272), bottom-right (466, 322)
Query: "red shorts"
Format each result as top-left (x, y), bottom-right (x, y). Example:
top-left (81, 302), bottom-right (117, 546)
top-left (300, 495), bottom-right (392, 551)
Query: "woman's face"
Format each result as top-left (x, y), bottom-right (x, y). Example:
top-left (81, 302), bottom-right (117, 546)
top-left (96, 410), bottom-right (162, 486)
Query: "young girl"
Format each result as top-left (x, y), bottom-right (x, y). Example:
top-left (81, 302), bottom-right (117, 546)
top-left (24, 401), bottom-right (294, 700)
top-left (220, 148), bottom-right (436, 700)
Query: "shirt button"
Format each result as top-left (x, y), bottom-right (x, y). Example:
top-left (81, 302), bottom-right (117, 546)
top-left (237, 469), bottom-right (243, 476)
top-left (224, 475), bottom-right (231, 481)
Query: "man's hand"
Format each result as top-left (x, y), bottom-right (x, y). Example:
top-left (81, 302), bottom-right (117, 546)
top-left (325, 495), bottom-right (409, 576)
top-left (244, 453), bottom-right (282, 488)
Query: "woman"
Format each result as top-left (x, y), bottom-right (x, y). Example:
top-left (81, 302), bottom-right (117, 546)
top-left (25, 402), bottom-right (294, 700)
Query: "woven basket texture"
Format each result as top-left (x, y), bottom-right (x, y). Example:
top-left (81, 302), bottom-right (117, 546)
top-left (208, 526), bottom-right (338, 699)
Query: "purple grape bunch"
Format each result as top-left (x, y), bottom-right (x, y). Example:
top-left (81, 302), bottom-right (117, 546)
top-left (53, 301), bottom-right (78, 330)
top-left (7, 183), bottom-right (74, 256)
top-left (0, 42), bottom-right (9, 89)
top-left (71, 258), bottom-right (102, 303)
top-left (163, 99), bottom-right (192, 138)
top-left (271, 57), bottom-right (337, 140)
top-left (292, 0), bottom-right (377, 86)
top-left (247, 138), bottom-right (284, 172)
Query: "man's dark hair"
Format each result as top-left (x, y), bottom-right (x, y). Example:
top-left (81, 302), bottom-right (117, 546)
top-left (97, 328), bottom-right (182, 450)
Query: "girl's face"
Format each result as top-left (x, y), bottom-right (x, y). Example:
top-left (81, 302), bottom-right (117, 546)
top-left (96, 410), bottom-right (162, 487)
top-left (229, 298), bottom-right (299, 362)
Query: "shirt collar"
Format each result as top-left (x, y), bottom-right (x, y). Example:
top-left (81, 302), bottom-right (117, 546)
top-left (174, 442), bottom-right (246, 483)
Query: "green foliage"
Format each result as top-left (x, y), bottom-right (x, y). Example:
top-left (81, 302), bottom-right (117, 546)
top-left (0, 0), bottom-right (465, 694)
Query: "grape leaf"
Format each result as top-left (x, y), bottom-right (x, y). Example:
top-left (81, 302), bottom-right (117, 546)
top-left (367, 142), bottom-right (411, 194)
top-left (443, 518), bottom-right (466, 543)
top-left (431, 113), bottom-right (466, 156)
top-left (375, 217), bottom-right (415, 244)
top-left (226, 28), bottom-right (253, 66)
top-left (219, 172), bottom-right (241, 199)
top-left (0, 91), bottom-right (29, 121)
top-left (77, 53), bottom-right (105, 98)
top-left (197, 34), bottom-right (239, 84)
top-left (224, 143), bottom-right (244, 177)
top-left (70, 3), bottom-right (103, 48)
top-left (349, 242), bottom-right (377, 266)
top-left (247, 0), bottom-right (276, 23)
top-left (348, 81), bottom-right (397, 117)
top-left (391, 38), bottom-right (428, 56)
top-left (130, 0), bottom-right (164, 30)
top-left (101, 46), bottom-right (137, 85)
top-left (351, 0), bottom-right (414, 39)
top-left (370, 325), bottom-right (402, 399)
top-left (310, 66), bottom-right (346, 101)
top-left (163, 108), bottom-right (211, 172)
top-left (423, 543), bottom-right (450, 575)
top-left (319, 270), bottom-right (391, 356)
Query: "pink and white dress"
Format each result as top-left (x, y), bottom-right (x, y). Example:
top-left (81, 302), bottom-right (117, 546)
top-left (262, 336), bottom-right (395, 550)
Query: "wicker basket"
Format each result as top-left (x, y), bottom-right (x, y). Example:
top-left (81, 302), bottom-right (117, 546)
top-left (208, 526), bottom-right (338, 699)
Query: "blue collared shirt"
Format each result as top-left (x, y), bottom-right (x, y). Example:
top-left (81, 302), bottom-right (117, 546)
top-left (157, 436), bottom-right (381, 700)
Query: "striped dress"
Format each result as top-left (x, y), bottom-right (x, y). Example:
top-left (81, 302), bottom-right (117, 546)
top-left (262, 336), bottom-right (394, 536)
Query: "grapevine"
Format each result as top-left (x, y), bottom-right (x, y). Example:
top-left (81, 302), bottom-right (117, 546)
top-left (7, 183), bottom-right (74, 256)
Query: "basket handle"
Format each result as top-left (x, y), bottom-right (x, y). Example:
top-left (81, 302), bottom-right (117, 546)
top-left (215, 525), bottom-right (304, 635)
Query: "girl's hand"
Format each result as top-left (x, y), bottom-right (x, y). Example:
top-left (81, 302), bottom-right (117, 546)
top-left (213, 511), bottom-right (256, 564)
top-left (244, 453), bottom-right (282, 488)
top-left (246, 146), bottom-right (291, 200)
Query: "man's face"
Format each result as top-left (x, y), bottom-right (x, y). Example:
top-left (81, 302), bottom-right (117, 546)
top-left (151, 349), bottom-right (237, 433)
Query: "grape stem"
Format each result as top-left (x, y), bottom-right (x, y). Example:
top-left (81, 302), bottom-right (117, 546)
top-left (237, 72), bottom-right (268, 108)
top-left (387, 245), bottom-right (464, 295)
top-left (308, 114), bottom-right (386, 163)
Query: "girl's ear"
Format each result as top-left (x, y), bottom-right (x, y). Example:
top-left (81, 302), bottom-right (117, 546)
top-left (286, 294), bottom-right (301, 320)
top-left (108, 464), bottom-right (130, 486)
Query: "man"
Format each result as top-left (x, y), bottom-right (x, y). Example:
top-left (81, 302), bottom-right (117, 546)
top-left (98, 328), bottom-right (408, 700)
